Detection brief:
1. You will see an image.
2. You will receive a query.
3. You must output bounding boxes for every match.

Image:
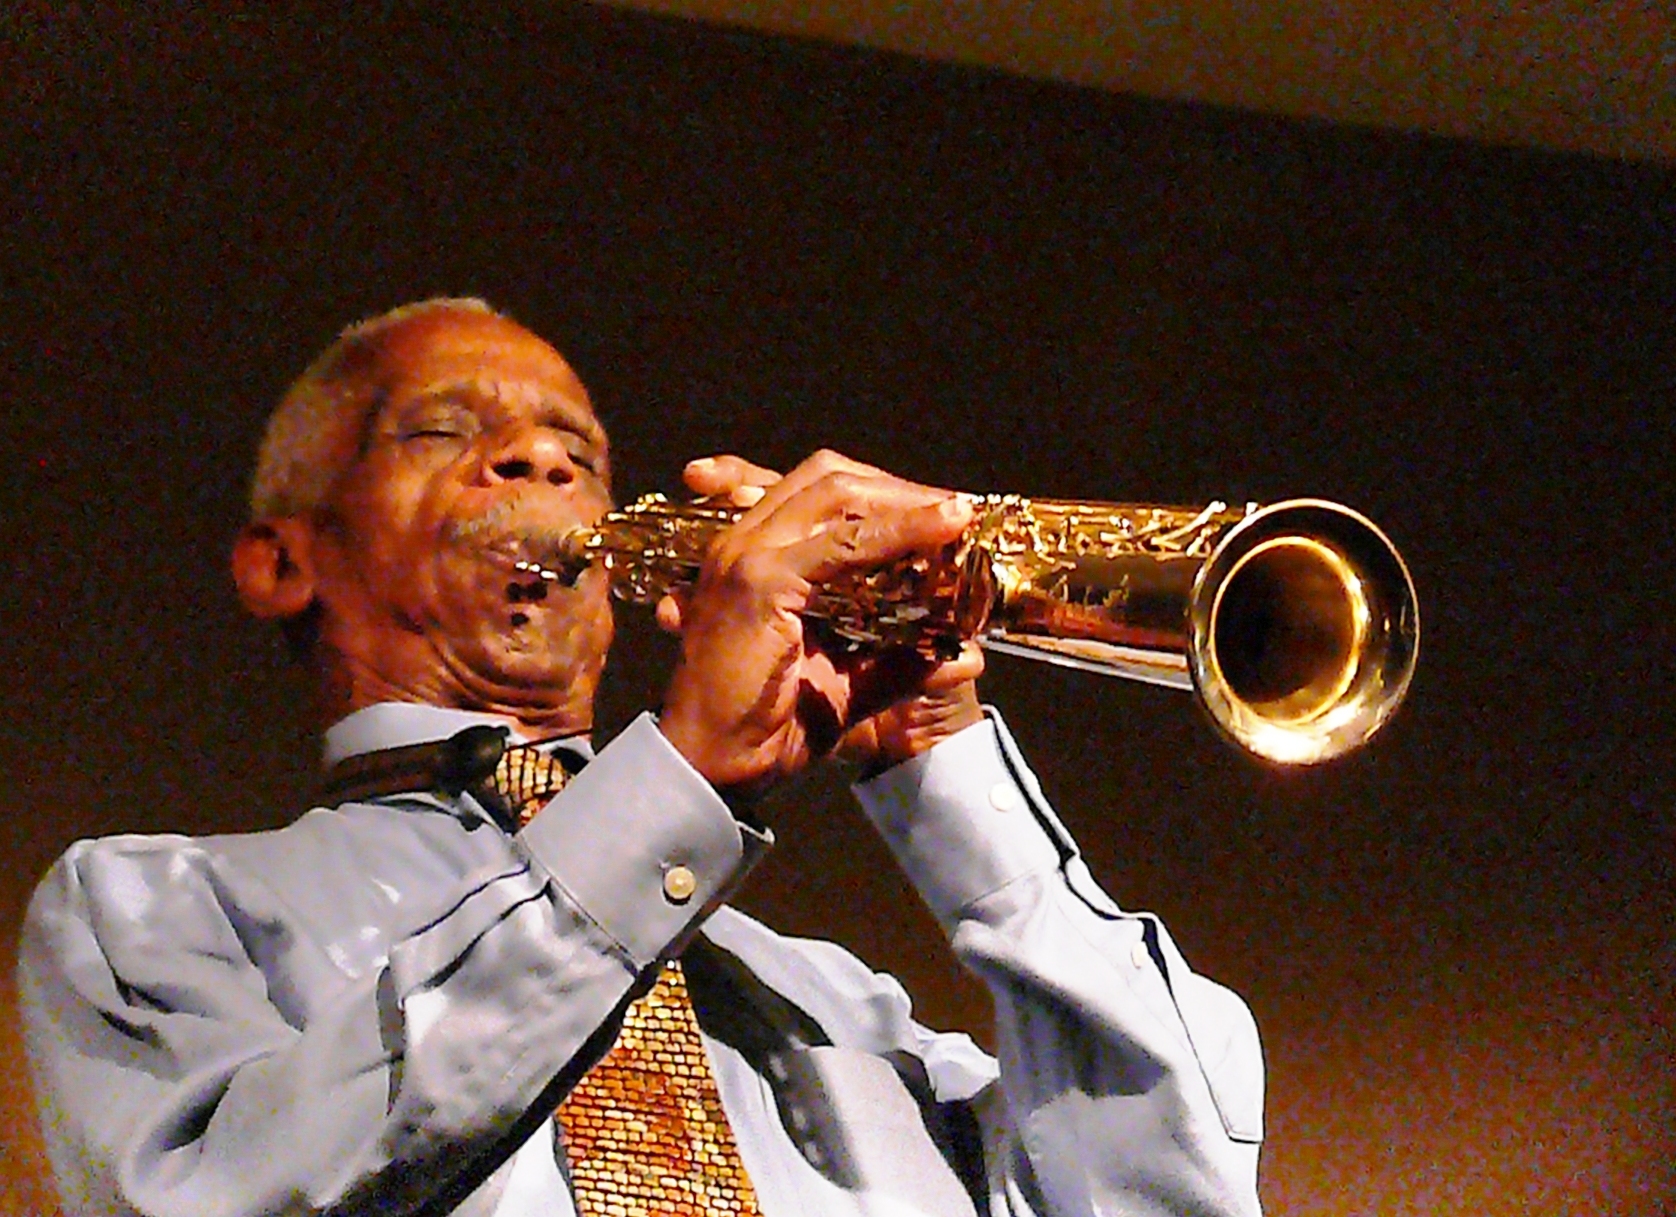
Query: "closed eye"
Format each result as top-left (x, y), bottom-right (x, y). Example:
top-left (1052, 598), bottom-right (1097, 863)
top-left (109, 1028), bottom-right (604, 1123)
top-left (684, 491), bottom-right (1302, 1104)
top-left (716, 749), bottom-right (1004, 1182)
top-left (560, 433), bottom-right (605, 474)
top-left (398, 402), bottom-right (482, 444)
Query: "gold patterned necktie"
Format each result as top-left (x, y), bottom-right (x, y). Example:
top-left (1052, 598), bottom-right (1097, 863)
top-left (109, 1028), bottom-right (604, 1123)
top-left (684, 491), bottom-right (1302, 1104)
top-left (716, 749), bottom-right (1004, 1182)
top-left (492, 746), bottom-right (764, 1217)
top-left (496, 743), bottom-right (576, 827)
top-left (558, 960), bottom-right (763, 1216)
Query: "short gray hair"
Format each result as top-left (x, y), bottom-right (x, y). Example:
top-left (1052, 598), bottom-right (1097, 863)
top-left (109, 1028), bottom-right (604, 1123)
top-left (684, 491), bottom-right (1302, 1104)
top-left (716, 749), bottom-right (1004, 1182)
top-left (249, 297), bottom-right (505, 520)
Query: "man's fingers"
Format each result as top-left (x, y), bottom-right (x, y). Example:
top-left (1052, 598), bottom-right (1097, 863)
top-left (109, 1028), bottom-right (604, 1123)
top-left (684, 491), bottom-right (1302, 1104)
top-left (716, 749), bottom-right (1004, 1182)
top-left (838, 641), bottom-right (981, 727)
top-left (655, 590), bottom-right (688, 634)
top-left (762, 487), bottom-right (973, 585)
top-left (920, 641), bottom-right (986, 691)
top-left (727, 450), bottom-right (893, 533)
top-left (842, 647), bottom-right (940, 725)
top-left (686, 451), bottom-right (905, 539)
top-left (684, 455), bottom-right (781, 499)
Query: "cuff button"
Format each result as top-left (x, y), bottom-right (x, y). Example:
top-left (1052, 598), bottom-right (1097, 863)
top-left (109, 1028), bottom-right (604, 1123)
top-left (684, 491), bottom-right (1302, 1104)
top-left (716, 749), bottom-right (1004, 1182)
top-left (989, 782), bottom-right (1020, 812)
top-left (662, 865), bottom-right (698, 904)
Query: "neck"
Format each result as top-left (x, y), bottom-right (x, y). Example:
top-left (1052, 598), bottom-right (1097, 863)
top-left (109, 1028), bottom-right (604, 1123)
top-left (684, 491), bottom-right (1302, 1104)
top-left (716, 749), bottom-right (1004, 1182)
top-left (317, 651), bottom-right (598, 739)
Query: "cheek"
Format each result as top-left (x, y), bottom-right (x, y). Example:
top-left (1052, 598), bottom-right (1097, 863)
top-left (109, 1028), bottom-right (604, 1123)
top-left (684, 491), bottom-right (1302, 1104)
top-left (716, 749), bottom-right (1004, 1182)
top-left (580, 478), bottom-right (616, 521)
top-left (535, 577), bottom-right (616, 660)
top-left (332, 477), bottom-right (436, 568)
top-left (371, 477), bottom-right (465, 592)
top-left (546, 574), bottom-right (615, 636)
top-left (583, 579), bottom-right (617, 647)
top-left (359, 448), bottom-right (454, 525)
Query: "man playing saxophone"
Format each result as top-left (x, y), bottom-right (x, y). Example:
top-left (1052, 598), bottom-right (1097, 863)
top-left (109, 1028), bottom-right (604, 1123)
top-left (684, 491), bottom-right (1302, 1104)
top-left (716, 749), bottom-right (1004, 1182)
top-left (18, 298), bottom-right (1264, 1217)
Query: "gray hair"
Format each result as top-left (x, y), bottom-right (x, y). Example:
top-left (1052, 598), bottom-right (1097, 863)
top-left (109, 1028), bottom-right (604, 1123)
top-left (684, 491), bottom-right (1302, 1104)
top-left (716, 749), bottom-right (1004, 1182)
top-left (249, 297), bottom-right (505, 520)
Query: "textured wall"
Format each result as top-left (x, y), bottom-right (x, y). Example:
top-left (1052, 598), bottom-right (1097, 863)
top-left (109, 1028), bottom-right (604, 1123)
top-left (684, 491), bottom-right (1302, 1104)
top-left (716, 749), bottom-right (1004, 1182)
top-left (3, 6), bottom-right (1672, 1213)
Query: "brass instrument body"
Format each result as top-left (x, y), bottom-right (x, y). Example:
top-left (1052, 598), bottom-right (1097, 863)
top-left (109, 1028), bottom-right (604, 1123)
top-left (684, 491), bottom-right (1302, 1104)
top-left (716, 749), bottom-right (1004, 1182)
top-left (546, 492), bottom-right (1419, 765)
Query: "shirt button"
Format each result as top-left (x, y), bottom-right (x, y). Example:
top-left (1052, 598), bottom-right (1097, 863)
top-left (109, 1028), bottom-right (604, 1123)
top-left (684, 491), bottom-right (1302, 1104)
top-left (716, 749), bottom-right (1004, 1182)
top-left (989, 782), bottom-right (1020, 812)
top-left (662, 865), bottom-right (698, 904)
top-left (1131, 940), bottom-right (1150, 969)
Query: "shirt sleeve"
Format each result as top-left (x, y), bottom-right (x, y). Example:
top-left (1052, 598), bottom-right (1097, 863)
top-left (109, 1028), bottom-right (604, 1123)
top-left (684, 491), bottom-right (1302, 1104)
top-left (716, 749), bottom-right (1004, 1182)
top-left (852, 709), bottom-right (1265, 1217)
top-left (16, 712), bottom-right (763, 1217)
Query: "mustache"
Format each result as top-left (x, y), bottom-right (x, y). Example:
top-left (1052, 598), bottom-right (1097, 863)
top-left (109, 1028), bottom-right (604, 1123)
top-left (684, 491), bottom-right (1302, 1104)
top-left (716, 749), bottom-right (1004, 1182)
top-left (444, 494), bottom-right (583, 559)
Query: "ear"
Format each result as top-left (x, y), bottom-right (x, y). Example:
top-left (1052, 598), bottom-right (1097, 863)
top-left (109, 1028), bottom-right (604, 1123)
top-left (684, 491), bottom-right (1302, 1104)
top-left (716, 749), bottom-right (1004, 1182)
top-left (232, 518), bottom-right (320, 620)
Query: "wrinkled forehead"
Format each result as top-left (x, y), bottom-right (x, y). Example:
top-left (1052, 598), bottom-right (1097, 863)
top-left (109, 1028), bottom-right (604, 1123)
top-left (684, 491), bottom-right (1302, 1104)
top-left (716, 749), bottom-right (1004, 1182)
top-left (371, 311), bottom-right (595, 409)
top-left (342, 309), bottom-right (607, 444)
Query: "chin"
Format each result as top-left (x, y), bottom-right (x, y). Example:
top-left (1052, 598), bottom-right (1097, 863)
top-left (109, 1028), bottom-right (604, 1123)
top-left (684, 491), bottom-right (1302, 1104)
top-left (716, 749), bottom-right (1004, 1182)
top-left (433, 565), bottom-right (613, 704)
top-left (476, 602), bottom-right (612, 692)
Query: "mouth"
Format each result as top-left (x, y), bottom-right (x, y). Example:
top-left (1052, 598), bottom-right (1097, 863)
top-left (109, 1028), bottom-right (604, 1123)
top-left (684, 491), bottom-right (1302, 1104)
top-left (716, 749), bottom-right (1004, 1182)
top-left (503, 565), bottom-right (555, 629)
top-left (444, 495), bottom-right (602, 631)
top-left (512, 557), bottom-right (566, 583)
top-left (449, 501), bottom-right (589, 578)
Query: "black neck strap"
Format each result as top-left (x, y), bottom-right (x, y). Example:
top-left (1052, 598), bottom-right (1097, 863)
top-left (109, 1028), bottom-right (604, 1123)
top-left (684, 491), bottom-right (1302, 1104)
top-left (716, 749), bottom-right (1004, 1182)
top-left (321, 724), bottom-right (512, 806)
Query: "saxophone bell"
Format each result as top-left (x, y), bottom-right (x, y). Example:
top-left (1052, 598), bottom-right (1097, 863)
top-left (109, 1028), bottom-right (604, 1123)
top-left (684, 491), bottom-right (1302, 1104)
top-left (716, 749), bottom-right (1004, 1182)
top-left (975, 499), bottom-right (1418, 765)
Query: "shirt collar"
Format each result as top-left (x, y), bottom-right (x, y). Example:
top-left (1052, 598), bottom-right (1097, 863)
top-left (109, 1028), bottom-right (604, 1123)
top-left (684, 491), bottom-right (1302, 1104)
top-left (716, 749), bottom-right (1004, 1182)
top-left (322, 702), bottom-right (595, 768)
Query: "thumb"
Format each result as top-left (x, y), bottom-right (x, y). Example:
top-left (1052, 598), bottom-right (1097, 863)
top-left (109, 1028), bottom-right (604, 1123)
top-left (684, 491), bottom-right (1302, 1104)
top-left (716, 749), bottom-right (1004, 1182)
top-left (655, 589), bottom-right (690, 634)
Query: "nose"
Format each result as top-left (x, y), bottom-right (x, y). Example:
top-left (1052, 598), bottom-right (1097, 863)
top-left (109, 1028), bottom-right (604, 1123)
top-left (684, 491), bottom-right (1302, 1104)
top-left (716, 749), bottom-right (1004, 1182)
top-left (485, 423), bottom-right (578, 487)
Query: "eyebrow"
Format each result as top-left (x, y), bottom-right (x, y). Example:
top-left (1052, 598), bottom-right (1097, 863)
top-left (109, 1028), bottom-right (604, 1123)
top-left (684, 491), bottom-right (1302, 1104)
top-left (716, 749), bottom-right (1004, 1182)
top-left (395, 375), bottom-right (607, 447)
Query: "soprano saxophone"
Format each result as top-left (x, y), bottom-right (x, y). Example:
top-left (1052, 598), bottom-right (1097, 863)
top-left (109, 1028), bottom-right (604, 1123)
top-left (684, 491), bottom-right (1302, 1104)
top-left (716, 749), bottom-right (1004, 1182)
top-left (522, 494), bottom-right (1419, 765)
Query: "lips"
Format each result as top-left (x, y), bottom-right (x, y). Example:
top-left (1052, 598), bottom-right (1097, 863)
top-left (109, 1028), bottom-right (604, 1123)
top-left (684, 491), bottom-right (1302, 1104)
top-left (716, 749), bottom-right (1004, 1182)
top-left (512, 557), bottom-right (564, 583)
top-left (446, 498), bottom-right (582, 571)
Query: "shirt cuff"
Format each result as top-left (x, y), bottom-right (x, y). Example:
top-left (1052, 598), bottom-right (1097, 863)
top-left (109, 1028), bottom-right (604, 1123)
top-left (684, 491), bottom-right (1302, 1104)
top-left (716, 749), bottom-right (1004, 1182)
top-left (516, 712), bottom-right (768, 969)
top-left (851, 713), bottom-right (1066, 930)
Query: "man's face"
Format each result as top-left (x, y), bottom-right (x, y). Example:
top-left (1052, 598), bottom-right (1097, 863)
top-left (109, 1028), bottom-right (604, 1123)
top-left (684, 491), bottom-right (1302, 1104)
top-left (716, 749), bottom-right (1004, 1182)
top-left (307, 309), bottom-right (616, 721)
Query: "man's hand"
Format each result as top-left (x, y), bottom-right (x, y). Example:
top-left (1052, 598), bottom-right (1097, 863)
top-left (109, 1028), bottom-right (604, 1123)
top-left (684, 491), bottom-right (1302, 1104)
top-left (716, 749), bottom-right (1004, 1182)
top-left (655, 451), bottom-right (983, 796)
top-left (833, 640), bottom-right (984, 772)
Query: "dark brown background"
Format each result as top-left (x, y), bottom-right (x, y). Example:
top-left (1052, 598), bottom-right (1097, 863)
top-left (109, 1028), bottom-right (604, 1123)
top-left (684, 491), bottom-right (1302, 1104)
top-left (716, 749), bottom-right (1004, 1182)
top-left (2, 7), bottom-right (1672, 1214)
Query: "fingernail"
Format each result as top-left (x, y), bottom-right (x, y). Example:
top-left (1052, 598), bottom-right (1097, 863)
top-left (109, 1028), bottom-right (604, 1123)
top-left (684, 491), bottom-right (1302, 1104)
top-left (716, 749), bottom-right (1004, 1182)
top-left (687, 457), bottom-right (716, 474)
top-left (734, 485), bottom-right (766, 506)
top-left (941, 495), bottom-right (973, 524)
